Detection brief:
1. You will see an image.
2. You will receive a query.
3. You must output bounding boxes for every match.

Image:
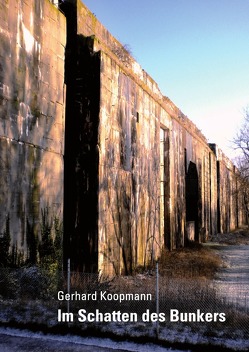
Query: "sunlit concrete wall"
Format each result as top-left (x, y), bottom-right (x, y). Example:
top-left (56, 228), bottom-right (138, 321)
top-left (98, 53), bottom-right (164, 275)
top-left (212, 146), bottom-right (245, 233)
top-left (74, 0), bottom-right (222, 276)
top-left (161, 104), bottom-right (218, 247)
top-left (0, 0), bottom-right (66, 257)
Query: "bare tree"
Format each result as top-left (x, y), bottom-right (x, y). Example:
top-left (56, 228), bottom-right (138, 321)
top-left (233, 108), bottom-right (249, 163)
top-left (233, 108), bottom-right (249, 226)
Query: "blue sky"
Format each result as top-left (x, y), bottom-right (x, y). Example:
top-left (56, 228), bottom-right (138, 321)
top-left (82, 0), bottom-right (249, 158)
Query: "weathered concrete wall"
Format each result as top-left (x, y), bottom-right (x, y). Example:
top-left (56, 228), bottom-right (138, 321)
top-left (210, 145), bottom-right (243, 233)
top-left (0, 0), bottom-right (66, 260)
top-left (72, 1), bottom-right (208, 275)
top-left (98, 55), bottom-right (163, 275)
top-left (96, 50), bottom-right (221, 275)
top-left (59, 0), bottom-right (247, 277)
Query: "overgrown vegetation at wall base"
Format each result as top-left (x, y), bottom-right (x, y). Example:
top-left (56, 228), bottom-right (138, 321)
top-left (0, 208), bottom-right (63, 270)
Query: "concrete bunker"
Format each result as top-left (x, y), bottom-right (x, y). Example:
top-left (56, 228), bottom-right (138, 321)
top-left (0, 0), bottom-right (247, 276)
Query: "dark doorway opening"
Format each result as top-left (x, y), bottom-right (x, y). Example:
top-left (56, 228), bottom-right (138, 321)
top-left (186, 162), bottom-right (199, 241)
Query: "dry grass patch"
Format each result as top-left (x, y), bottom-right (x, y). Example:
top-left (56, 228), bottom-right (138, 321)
top-left (159, 243), bottom-right (222, 279)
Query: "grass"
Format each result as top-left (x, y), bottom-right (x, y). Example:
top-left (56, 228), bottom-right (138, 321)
top-left (158, 242), bottom-right (222, 279)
